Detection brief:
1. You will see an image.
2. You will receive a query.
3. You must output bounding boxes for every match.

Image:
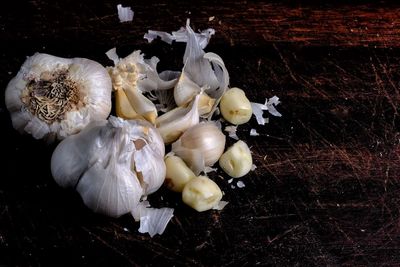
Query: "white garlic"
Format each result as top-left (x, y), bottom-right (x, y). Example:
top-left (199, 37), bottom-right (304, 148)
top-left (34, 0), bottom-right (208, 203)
top-left (220, 87), bottom-right (252, 125)
top-left (145, 20), bottom-right (229, 118)
top-left (164, 154), bottom-right (196, 192)
top-left (5, 53), bottom-right (112, 141)
top-left (172, 122), bottom-right (226, 175)
top-left (51, 116), bottom-right (166, 218)
top-left (173, 71), bottom-right (202, 107)
top-left (155, 94), bottom-right (200, 144)
top-left (219, 140), bottom-right (253, 178)
top-left (182, 176), bottom-right (223, 212)
top-left (107, 49), bottom-right (178, 123)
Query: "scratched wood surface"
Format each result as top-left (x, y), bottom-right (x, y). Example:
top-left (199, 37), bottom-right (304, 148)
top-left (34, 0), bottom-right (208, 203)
top-left (1, 1), bottom-right (400, 266)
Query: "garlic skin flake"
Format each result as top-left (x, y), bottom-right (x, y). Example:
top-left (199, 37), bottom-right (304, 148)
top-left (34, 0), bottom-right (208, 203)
top-left (51, 116), bottom-right (166, 218)
top-left (117, 4), bottom-right (134, 23)
top-left (5, 53), bottom-right (112, 141)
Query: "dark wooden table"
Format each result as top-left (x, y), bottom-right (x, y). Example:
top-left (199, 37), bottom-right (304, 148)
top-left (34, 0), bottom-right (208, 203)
top-left (1, 1), bottom-right (400, 266)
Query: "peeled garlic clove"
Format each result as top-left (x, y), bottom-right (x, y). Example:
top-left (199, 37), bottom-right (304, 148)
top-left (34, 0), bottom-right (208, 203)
top-left (219, 140), bottom-right (253, 178)
top-left (51, 116), bottom-right (166, 218)
top-left (156, 94), bottom-right (200, 144)
top-left (182, 176), bottom-right (223, 212)
top-left (220, 87), bottom-right (252, 125)
top-left (165, 155), bottom-right (196, 192)
top-left (5, 53), bottom-right (112, 141)
top-left (172, 122), bottom-right (226, 175)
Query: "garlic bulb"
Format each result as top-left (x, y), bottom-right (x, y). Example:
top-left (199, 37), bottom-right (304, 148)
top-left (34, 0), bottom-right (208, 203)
top-left (107, 49), bottom-right (178, 123)
top-left (51, 116), bottom-right (165, 217)
top-left (5, 53), bottom-right (112, 141)
top-left (172, 122), bottom-right (226, 175)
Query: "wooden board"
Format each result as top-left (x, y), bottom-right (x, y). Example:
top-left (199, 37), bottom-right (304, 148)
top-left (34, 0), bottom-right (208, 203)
top-left (1, 1), bottom-right (400, 266)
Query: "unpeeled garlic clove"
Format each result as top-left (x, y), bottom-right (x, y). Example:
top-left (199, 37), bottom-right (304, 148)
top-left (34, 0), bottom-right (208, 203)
top-left (173, 71), bottom-right (201, 107)
top-left (115, 89), bottom-right (142, 120)
top-left (123, 86), bottom-right (158, 124)
top-left (155, 94), bottom-right (200, 144)
top-left (172, 122), bottom-right (226, 175)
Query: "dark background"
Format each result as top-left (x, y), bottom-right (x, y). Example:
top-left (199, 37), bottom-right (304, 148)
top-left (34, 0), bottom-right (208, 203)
top-left (1, 0), bottom-right (400, 266)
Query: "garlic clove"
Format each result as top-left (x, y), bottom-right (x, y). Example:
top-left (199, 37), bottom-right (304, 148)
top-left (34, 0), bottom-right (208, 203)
top-left (182, 176), bottom-right (223, 212)
top-left (220, 87), bottom-right (252, 125)
top-left (164, 154), bottom-right (196, 192)
top-left (170, 142), bottom-right (205, 175)
top-left (5, 53), bottom-right (112, 141)
top-left (133, 142), bottom-right (166, 195)
top-left (155, 94), bottom-right (200, 144)
top-left (198, 93), bottom-right (216, 116)
top-left (77, 161), bottom-right (143, 218)
top-left (115, 89), bottom-right (143, 120)
top-left (219, 140), bottom-right (253, 178)
top-left (173, 71), bottom-right (201, 107)
top-left (172, 122), bottom-right (226, 175)
top-left (123, 84), bottom-right (158, 124)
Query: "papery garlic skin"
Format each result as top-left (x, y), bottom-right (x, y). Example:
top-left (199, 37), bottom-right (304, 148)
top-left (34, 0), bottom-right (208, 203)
top-left (172, 122), bottom-right (226, 175)
top-left (51, 116), bottom-right (165, 217)
top-left (146, 20), bottom-right (229, 118)
top-left (5, 53), bottom-right (112, 141)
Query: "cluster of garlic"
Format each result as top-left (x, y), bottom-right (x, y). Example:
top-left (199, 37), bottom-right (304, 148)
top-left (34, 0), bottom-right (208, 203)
top-left (51, 116), bottom-right (166, 217)
top-left (136, 20), bottom-right (260, 211)
top-left (5, 19), bottom-right (281, 235)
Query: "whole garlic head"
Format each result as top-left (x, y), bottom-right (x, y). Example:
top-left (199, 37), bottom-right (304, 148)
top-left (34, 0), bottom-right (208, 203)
top-left (5, 53), bottom-right (112, 141)
top-left (51, 116), bottom-right (166, 218)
